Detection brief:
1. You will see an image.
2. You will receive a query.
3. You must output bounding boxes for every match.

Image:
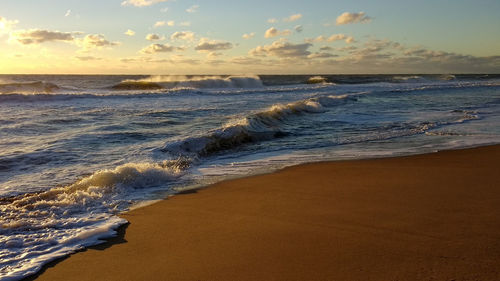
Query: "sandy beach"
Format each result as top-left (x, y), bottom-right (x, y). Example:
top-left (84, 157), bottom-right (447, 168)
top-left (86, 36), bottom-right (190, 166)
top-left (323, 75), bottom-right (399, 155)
top-left (29, 145), bottom-right (500, 281)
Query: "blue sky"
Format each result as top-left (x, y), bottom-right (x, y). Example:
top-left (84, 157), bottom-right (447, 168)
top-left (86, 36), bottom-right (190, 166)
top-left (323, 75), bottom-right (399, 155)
top-left (0, 0), bottom-right (499, 74)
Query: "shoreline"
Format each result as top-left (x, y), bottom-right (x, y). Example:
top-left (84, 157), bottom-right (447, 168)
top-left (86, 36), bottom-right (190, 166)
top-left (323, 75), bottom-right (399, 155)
top-left (27, 145), bottom-right (500, 280)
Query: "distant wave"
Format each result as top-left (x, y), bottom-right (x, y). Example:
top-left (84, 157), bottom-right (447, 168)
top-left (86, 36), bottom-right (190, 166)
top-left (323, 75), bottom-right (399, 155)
top-left (111, 75), bottom-right (264, 90)
top-left (160, 94), bottom-right (361, 157)
top-left (0, 81), bottom-right (60, 94)
top-left (0, 79), bottom-right (498, 103)
top-left (391, 74), bottom-right (456, 83)
top-left (438, 74), bottom-right (456, 81)
top-left (0, 91), bottom-right (185, 102)
top-left (392, 75), bottom-right (426, 82)
top-left (306, 76), bottom-right (328, 84)
top-left (0, 74), bottom-right (497, 96)
top-left (111, 81), bottom-right (164, 90)
top-left (285, 74), bottom-right (470, 85)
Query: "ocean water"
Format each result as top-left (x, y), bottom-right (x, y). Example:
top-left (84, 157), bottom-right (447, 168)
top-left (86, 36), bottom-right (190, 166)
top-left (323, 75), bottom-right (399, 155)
top-left (1, 74), bottom-right (500, 280)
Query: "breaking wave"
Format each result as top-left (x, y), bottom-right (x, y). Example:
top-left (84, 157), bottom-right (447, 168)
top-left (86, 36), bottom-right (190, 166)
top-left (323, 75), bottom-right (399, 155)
top-left (392, 74), bottom-right (456, 83)
top-left (392, 75), bottom-right (426, 82)
top-left (111, 81), bottom-right (164, 90)
top-left (161, 94), bottom-right (360, 157)
top-left (0, 81), bottom-right (60, 94)
top-left (0, 159), bottom-right (188, 281)
top-left (438, 74), bottom-right (456, 81)
top-left (306, 76), bottom-right (329, 84)
top-left (112, 75), bottom-right (264, 90)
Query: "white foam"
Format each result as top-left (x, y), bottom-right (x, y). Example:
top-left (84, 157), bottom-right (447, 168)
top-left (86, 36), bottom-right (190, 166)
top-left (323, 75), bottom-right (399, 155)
top-left (306, 76), bottom-right (335, 85)
top-left (0, 161), bottom-right (185, 281)
top-left (0, 216), bottom-right (126, 281)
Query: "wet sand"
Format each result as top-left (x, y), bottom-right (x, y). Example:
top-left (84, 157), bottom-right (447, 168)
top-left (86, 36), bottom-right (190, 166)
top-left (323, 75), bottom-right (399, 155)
top-left (31, 145), bottom-right (500, 280)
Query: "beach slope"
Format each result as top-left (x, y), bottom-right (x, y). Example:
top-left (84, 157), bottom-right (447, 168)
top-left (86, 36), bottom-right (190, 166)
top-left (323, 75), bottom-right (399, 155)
top-left (32, 145), bottom-right (500, 281)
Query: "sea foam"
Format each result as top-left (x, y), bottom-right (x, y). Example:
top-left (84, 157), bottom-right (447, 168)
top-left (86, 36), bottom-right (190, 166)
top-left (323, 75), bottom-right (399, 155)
top-left (0, 161), bottom-right (186, 281)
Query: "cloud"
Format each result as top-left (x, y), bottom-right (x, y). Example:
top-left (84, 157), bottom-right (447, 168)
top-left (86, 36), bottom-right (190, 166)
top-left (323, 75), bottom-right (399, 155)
top-left (78, 34), bottom-right (119, 50)
top-left (154, 20), bottom-right (174, 27)
top-left (265, 27), bottom-right (291, 38)
top-left (283, 13), bottom-right (302, 22)
top-left (336, 12), bottom-right (372, 25)
top-left (306, 34), bottom-right (355, 44)
top-left (249, 39), bottom-right (312, 58)
top-left (267, 18), bottom-right (278, 24)
top-left (230, 56), bottom-right (263, 65)
top-left (230, 56), bottom-right (266, 66)
top-left (154, 21), bottom-right (166, 27)
top-left (10, 29), bottom-right (74, 44)
top-left (294, 25), bottom-right (303, 33)
top-left (186, 5), bottom-right (199, 13)
top-left (0, 16), bottom-right (19, 33)
top-left (64, 10), bottom-right (71, 17)
top-left (168, 55), bottom-right (200, 65)
top-left (336, 45), bottom-right (358, 52)
top-left (327, 34), bottom-right (346, 42)
top-left (124, 29), bottom-right (136, 36)
top-left (307, 52), bottom-right (337, 59)
top-left (195, 38), bottom-right (233, 52)
top-left (179, 21), bottom-right (191, 27)
top-left (317, 38), bottom-right (500, 73)
top-left (120, 55), bottom-right (199, 65)
top-left (242, 32), bottom-right (255, 39)
top-left (305, 35), bottom-right (325, 43)
top-left (140, 43), bottom-right (184, 54)
top-left (146, 33), bottom-right (162, 41)
top-left (171, 31), bottom-right (195, 41)
top-left (328, 34), bottom-right (355, 44)
top-left (9, 29), bottom-right (119, 52)
top-left (345, 36), bottom-right (355, 44)
top-left (121, 0), bottom-right (171, 7)
top-left (360, 39), bottom-right (402, 53)
top-left (76, 56), bottom-right (103, 61)
top-left (265, 27), bottom-right (279, 38)
top-left (160, 7), bottom-right (168, 13)
top-left (207, 52), bottom-right (222, 59)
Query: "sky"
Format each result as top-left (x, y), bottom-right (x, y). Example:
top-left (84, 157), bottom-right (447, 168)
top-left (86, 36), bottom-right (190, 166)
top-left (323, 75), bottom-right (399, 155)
top-left (0, 0), bottom-right (499, 74)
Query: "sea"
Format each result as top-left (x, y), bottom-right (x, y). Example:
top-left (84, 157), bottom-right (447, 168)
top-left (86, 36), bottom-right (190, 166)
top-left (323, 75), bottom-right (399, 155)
top-left (1, 74), bottom-right (500, 280)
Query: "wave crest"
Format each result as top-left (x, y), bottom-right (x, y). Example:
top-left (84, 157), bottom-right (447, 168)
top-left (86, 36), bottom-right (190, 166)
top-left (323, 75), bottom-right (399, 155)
top-left (111, 75), bottom-right (264, 90)
top-left (161, 94), bottom-right (359, 157)
top-left (0, 81), bottom-right (60, 94)
top-left (1, 159), bottom-right (189, 238)
top-left (111, 81), bottom-right (163, 90)
top-left (0, 159), bottom-right (190, 281)
top-left (306, 76), bottom-right (329, 84)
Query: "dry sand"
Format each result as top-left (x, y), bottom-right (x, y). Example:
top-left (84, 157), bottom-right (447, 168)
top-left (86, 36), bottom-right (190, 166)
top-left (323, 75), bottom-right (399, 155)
top-left (30, 145), bottom-right (500, 280)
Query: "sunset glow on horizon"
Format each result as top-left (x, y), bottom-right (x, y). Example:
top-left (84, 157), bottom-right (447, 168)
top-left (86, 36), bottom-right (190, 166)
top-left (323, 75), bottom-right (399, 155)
top-left (1, 0), bottom-right (499, 74)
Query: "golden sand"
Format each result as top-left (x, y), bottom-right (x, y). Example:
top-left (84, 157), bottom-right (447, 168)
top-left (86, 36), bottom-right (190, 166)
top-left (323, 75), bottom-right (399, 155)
top-left (30, 145), bottom-right (500, 280)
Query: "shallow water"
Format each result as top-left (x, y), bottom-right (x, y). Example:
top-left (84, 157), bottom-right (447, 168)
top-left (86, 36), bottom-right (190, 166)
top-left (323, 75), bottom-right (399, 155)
top-left (1, 74), bottom-right (500, 280)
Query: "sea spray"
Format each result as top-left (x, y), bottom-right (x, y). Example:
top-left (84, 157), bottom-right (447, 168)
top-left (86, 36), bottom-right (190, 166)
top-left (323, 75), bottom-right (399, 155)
top-left (112, 75), bottom-right (264, 90)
